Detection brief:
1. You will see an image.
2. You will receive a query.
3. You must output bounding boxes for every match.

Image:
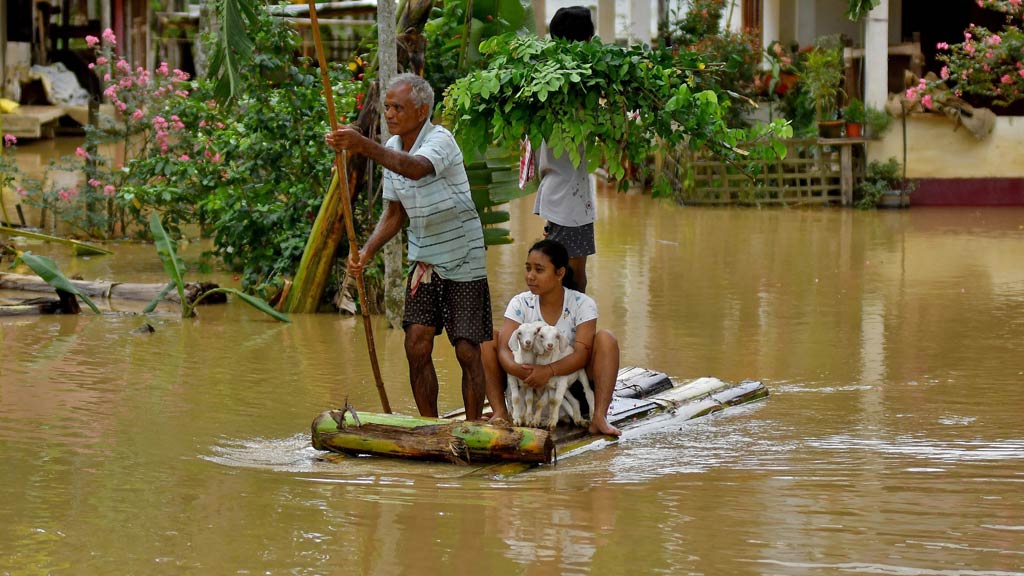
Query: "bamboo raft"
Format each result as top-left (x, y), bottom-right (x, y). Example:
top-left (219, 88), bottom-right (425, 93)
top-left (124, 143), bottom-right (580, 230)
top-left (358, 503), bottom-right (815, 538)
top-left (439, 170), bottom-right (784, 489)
top-left (310, 368), bottom-right (768, 469)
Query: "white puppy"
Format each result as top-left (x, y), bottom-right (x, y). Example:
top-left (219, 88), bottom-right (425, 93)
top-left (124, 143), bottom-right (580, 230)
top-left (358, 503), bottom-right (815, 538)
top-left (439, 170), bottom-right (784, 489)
top-left (507, 321), bottom-right (544, 426)
top-left (529, 325), bottom-right (594, 429)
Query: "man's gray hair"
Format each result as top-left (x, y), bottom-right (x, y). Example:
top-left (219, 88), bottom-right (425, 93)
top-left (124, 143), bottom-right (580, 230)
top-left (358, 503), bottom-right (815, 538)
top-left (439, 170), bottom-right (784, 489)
top-left (388, 73), bottom-right (434, 111)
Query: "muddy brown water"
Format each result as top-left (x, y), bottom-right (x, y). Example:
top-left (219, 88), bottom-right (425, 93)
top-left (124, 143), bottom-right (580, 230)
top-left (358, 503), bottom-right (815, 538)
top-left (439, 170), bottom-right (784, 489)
top-left (2, 138), bottom-right (1023, 574)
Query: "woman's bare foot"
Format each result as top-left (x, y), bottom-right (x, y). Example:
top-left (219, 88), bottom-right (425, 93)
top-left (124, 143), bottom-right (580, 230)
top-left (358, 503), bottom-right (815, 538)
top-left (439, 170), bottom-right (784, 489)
top-left (588, 416), bottom-right (621, 437)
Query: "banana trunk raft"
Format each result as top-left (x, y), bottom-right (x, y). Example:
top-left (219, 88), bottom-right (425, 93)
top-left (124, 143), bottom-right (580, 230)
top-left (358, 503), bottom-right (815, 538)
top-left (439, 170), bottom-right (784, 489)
top-left (310, 367), bottom-right (768, 466)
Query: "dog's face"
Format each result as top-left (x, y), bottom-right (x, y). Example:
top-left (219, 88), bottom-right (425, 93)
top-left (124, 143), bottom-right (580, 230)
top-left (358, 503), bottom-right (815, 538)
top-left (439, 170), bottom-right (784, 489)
top-left (511, 322), bottom-right (541, 353)
top-left (534, 325), bottom-right (561, 355)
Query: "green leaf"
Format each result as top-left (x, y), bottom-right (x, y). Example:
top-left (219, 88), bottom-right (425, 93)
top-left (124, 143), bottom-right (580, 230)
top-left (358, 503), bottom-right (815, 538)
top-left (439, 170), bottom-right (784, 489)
top-left (14, 252), bottom-right (101, 314)
top-left (149, 212), bottom-right (188, 317)
top-left (191, 288), bottom-right (291, 322)
top-left (143, 282), bottom-right (177, 314)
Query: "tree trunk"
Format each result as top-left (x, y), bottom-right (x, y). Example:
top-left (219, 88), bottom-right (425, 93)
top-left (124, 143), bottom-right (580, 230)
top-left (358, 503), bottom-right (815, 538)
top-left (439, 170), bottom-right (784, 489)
top-left (0, 272), bottom-right (224, 304)
top-left (311, 410), bottom-right (555, 464)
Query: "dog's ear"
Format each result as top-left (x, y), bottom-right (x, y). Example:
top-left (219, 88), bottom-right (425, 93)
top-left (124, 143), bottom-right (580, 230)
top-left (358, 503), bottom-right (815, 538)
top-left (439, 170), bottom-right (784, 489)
top-left (509, 328), bottom-right (521, 353)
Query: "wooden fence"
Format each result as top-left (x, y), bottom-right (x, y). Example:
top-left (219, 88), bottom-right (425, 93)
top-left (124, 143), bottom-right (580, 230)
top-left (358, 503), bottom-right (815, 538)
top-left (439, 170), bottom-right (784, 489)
top-left (659, 138), bottom-right (849, 205)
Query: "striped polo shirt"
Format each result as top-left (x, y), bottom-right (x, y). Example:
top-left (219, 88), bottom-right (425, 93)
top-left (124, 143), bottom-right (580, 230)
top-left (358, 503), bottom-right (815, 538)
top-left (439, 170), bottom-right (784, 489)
top-left (382, 121), bottom-right (487, 282)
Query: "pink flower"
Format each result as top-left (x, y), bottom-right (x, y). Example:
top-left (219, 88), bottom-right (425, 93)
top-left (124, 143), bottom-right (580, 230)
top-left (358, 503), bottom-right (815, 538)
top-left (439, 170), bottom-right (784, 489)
top-left (88, 178), bottom-right (102, 187)
top-left (96, 56), bottom-right (108, 65)
top-left (179, 154), bottom-right (190, 161)
top-left (102, 28), bottom-right (117, 45)
top-left (936, 42), bottom-right (949, 50)
top-left (905, 87), bottom-right (918, 100)
top-left (103, 185), bottom-right (116, 196)
top-left (988, 34), bottom-right (1002, 45)
top-left (3, 134), bottom-right (16, 147)
top-left (86, 35), bottom-right (99, 47)
top-left (131, 109), bottom-right (145, 121)
top-left (941, 66), bottom-right (950, 79)
top-left (1002, 74), bottom-right (1013, 84)
top-left (1019, 69), bottom-right (1024, 78)
top-left (75, 146), bottom-right (89, 158)
top-left (922, 94), bottom-right (934, 109)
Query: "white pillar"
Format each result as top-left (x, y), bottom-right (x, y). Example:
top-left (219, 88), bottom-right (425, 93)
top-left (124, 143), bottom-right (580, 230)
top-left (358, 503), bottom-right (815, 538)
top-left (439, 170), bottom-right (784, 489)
top-left (533, 0), bottom-right (547, 36)
top-left (100, 0), bottom-right (112, 36)
top-left (628, 0), bottom-right (651, 44)
top-left (864, 0), bottom-right (889, 109)
top-left (597, 0), bottom-right (615, 42)
top-left (762, 0), bottom-right (780, 53)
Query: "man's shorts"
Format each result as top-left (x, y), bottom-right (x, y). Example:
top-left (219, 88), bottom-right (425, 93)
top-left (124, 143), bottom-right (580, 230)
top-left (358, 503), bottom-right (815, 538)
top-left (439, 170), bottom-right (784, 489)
top-left (544, 222), bottom-right (596, 258)
top-left (402, 268), bottom-right (493, 345)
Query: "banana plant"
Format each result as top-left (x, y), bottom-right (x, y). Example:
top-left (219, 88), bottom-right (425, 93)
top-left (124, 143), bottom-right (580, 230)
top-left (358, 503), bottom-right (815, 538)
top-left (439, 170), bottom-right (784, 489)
top-left (146, 212), bottom-right (290, 322)
top-left (11, 251), bottom-right (102, 314)
top-left (467, 147), bottom-right (534, 246)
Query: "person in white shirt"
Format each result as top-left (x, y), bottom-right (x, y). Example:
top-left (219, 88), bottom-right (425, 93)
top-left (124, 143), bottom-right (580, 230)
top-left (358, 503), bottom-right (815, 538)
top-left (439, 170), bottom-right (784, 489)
top-left (481, 239), bottom-right (622, 436)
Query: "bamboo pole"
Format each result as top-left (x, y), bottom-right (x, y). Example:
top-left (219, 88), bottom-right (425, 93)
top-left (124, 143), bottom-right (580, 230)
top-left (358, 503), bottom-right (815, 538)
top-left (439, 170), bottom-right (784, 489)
top-left (306, 0), bottom-right (391, 414)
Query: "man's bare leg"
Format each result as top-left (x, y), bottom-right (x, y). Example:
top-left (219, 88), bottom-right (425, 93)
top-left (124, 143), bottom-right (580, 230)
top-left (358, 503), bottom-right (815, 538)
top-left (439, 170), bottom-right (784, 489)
top-left (405, 324), bottom-right (438, 417)
top-left (454, 338), bottom-right (486, 420)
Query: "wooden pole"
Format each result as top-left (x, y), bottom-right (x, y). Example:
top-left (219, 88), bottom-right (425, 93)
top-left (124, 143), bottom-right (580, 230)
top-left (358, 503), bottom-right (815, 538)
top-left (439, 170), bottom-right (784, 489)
top-left (307, 0), bottom-right (391, 414)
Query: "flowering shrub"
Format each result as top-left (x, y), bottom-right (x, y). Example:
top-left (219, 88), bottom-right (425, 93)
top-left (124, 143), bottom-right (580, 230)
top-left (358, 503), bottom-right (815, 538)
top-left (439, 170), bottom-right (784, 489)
top-left (17, 8), bottom-right (362, 292)
top-left (925, 0), bottom-right (1024, 107)
top-left (659, 0), bottom-right (761, 127)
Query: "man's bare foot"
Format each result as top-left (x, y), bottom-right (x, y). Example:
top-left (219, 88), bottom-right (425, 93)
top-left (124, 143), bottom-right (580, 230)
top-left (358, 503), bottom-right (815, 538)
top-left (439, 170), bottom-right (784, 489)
top-left (589, 417), bottom-right (621, 437)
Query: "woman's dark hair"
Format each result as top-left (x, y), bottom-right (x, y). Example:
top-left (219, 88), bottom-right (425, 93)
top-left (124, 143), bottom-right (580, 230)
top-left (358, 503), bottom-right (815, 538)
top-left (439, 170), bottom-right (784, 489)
top-left (529, 239), bottom-right (578, 290)
top-left (549, 6), bottom-right (594, 42)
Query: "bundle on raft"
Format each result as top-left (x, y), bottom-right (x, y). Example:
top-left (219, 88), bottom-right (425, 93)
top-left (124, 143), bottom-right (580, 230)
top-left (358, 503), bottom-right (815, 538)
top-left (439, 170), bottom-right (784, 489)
top-left (311, 410), bottom-right (555, 464)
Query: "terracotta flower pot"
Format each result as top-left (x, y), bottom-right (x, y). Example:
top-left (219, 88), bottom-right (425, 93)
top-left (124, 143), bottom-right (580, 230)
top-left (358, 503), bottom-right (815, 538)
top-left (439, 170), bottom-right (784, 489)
top-left (817, 120), bottom-right (844, 139)
top-left (845, 122), bottom-right (863, 138)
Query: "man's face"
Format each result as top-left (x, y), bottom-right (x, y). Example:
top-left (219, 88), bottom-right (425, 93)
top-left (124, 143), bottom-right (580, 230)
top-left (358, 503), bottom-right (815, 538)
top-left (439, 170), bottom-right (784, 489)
top-left (384, 83), bottom-right (429, 143)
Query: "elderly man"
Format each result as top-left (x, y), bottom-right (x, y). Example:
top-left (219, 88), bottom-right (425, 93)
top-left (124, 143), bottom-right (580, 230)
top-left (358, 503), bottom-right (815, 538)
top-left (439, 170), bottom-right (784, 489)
top-left (326, 73), bottom-right (491, 420)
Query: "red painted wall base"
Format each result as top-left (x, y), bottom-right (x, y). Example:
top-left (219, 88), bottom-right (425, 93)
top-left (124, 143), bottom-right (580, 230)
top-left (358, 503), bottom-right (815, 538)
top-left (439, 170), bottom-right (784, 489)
top-left (913, 178), bottom-right (1024, 206)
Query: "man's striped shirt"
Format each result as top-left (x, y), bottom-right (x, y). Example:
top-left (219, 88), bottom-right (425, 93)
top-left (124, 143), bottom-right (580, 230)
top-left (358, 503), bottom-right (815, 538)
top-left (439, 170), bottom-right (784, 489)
top-left (382, 121), bottom-right (487, 281)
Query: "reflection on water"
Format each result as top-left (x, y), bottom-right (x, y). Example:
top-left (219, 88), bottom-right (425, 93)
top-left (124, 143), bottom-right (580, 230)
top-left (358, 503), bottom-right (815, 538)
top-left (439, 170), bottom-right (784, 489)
top-left (2, 170), bottom-right (1024, 573)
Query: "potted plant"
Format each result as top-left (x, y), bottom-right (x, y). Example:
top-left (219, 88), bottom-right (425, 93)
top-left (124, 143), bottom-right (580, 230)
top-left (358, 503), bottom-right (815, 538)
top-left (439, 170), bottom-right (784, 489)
top-left (801, 44), bottom-right (845, 138)
top-left (842, 98), bottom-right (865, 137)
top-left (856, 157), bottom-right (916, 209)
top-left (865, 105), bottom-right (892, 138)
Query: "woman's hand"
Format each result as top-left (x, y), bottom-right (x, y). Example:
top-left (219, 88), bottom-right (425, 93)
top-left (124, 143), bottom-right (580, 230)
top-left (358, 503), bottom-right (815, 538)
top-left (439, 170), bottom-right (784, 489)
top-left (520, 364), bottom-right (555, 389)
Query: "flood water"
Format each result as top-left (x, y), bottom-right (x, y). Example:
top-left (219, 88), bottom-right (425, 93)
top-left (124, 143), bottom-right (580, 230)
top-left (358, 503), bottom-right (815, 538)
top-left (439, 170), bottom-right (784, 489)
top-left (2, 138), bottom-right (1024, 574)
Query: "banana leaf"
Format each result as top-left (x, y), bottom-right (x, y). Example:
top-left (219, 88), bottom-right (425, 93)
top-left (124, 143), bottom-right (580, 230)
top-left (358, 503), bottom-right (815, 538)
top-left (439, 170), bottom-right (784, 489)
top-left (12, 252), bottom-right (101, 314)
top-left (149, 212), bottom-right (188, 315)
top-left (189, 287), bottom-right (291, 323)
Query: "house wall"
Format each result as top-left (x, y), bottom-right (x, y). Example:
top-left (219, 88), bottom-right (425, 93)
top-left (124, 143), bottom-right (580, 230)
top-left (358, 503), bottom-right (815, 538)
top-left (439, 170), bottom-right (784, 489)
top-left (868, 113), bottom-right (1024, 205)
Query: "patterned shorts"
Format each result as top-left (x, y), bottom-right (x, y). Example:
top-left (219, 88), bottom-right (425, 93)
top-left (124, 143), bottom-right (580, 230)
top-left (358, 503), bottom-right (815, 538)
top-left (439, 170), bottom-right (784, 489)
top-left (402, 268), bottom-right (493, 345)
top-left (544, 222), bottom-right (596, 258)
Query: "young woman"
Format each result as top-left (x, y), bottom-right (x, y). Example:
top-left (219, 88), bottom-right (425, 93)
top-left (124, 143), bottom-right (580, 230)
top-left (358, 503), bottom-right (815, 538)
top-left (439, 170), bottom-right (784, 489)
top-left (482, 239), bottom-right (622, 436)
